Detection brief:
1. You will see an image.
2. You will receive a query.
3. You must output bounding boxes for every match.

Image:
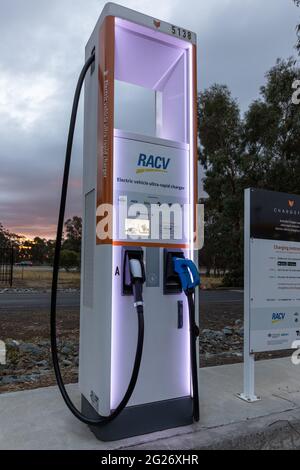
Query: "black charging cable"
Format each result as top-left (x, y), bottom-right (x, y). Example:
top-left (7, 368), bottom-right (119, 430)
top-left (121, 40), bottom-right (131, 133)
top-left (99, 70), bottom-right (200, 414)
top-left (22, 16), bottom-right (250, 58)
top-left (50, 52), bottom-right (145, 426)
top-left (186, 289), bottom-right (200, 422)
top-left (173, 258), bottom-right (200, 422)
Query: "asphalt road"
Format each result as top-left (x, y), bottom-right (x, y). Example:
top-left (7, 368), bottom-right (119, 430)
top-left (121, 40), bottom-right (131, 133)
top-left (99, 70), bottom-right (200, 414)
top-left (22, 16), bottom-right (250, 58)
top-left (0, 290), bottom-right (243, 310)
top-left (0, 292), bottom-right (80, 310)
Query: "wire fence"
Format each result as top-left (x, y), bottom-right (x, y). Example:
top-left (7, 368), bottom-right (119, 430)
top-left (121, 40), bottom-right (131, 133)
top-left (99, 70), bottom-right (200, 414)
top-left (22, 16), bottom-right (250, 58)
top-left (0, 245), bottom-right (14, 287)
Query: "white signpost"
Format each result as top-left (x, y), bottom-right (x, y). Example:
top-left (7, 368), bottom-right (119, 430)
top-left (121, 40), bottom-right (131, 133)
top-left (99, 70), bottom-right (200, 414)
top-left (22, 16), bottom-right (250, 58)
top-left (239, 188), bottom-right (300, 402)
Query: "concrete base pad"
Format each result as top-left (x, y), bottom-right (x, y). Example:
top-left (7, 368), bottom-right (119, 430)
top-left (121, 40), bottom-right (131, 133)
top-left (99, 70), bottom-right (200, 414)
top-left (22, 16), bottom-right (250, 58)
top-left (1, 357), bottom-right (300, 450)
top-left (82, 395), bottom-right (193, 441)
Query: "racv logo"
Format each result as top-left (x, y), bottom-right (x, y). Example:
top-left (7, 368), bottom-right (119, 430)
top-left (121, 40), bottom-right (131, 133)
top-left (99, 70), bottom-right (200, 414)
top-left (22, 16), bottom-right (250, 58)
top-left (136, 153), bottom-right (170, 174)
top-left (272, 312), bottom-right (286, 324)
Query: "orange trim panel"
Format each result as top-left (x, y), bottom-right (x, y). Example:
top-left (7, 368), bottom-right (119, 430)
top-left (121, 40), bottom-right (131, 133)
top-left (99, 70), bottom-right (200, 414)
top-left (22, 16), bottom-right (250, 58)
top-left (192, 44), bottom-right (198, 242)
top-left (112, 241), bottom-right (190, 249)
top-left (96, 16), bottom-right (115, 245)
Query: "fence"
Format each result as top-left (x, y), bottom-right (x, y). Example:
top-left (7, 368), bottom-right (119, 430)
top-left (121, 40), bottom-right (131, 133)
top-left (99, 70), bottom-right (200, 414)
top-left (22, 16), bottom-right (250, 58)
top-left (0, 246), bottom-right (14, 287)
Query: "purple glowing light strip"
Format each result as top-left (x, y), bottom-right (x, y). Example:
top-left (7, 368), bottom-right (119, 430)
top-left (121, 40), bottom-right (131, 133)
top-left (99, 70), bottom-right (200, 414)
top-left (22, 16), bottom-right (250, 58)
top-left (110, 245), bottom-right (120, 409)
top-left (188, 43), bottom-right (196, 398)
top-left (110, 19), bottom-right (195, 409)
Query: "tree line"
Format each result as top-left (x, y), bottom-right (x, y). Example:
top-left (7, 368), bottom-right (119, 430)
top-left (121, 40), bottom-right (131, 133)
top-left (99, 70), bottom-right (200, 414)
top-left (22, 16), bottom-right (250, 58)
top-left (0, 217), bottom-right (82, 271)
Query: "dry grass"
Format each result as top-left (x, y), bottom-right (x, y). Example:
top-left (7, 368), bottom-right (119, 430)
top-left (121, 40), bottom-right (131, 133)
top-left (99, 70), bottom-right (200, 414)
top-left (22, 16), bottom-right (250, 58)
top-left (201, 275), bottom-right (224, 290)
top-left (13, 267), bottom-right (80, 289)
top-left (12, 268), bottom-right (222, 291)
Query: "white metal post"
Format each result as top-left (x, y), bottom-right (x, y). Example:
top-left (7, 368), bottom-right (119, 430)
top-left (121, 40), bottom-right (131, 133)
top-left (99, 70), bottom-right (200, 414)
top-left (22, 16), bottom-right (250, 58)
top-left (238, 188), bottom-right (260, 403)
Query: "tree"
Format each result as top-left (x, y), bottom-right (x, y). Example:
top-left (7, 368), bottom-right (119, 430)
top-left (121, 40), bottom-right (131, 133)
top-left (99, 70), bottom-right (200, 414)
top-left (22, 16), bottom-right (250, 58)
top-left (0, 223), bottom-right (9, 247)
top-left (31, 237), bottom-right (47, 264)
top-left (198, 85), bottom-right (245, 286)
top-left (244, 58), bottom-right (300, 194)
top-left (294, 0), bottom-right (300, 54)
top-left (0, 223), bottom-right (19, 249)
top-left (198, 59), bottom-right (300, 286)
top-left (60, 250), bottom-right (80, 272)
top-left (46, 239), bottom-right (56, 265)
top-left (63, 216), bottom-right (82, 253)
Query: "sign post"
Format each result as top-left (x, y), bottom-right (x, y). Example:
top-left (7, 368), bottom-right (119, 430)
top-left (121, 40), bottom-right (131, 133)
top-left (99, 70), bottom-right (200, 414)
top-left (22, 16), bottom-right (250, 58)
top-left (239, 188), bottom-right (300, 402)
top-left (239, 189), bottom-right (260, 402)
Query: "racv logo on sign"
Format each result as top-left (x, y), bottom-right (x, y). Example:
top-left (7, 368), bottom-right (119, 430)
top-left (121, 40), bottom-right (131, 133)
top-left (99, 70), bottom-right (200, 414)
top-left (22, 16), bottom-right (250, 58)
top-left (136, 153), bottom-right (171, 174)
top-left (272, 312), bottom-right (286, 324)
top-left (114, 136), bottom-right (188, 199)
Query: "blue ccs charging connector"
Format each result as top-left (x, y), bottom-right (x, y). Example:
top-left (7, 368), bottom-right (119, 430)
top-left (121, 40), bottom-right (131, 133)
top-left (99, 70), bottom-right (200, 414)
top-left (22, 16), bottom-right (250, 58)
top-left (173, 258), bottom-right (200, 292)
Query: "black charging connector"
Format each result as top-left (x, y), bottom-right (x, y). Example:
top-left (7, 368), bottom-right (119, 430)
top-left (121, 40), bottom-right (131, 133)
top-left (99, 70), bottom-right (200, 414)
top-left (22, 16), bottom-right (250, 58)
top-left (122, 247), bottom-right (145, 296)
top-left (163, 249), bottom-right (185, 295)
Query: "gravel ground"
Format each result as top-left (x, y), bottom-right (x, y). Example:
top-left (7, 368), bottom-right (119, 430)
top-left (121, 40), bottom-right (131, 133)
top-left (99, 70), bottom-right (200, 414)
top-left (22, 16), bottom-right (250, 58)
top-left (0, 308), bottom-right (79, 393)
top-left (199, 300), bottom-right (291, 367)
top-left (0, 297), bottom-right (292, 393)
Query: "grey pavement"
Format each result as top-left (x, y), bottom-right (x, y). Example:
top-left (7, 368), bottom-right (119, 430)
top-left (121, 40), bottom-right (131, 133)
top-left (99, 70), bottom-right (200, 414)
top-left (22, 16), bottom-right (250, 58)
top-left (1, 357), bottom-right (300, 450)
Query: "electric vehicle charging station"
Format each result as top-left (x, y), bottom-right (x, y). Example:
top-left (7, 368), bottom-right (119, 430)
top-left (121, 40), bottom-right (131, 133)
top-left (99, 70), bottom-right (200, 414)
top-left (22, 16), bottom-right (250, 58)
top-left (51, 2), bottom-right (200, 442)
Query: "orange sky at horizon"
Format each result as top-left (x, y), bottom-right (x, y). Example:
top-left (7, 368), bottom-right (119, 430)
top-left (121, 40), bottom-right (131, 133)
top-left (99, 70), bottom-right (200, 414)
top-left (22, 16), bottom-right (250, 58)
top-left (7, 224), bottom-right (57, 241)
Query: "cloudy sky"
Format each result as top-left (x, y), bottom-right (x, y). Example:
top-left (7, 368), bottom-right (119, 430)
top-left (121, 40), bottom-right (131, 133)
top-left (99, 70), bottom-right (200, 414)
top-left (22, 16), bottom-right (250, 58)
top-left (0, 0), bottom-right (298, 239)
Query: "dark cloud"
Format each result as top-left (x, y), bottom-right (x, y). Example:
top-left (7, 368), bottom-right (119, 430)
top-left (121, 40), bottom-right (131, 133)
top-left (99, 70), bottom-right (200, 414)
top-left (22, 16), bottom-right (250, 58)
top-left (0, 0), bottom-right (297, 238)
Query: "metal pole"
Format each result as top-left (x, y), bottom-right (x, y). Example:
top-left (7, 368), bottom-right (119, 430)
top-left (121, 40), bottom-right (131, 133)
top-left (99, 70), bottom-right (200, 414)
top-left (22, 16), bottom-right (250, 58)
top-left (0, 247), bottom-right (4, 285)
top-left (10, 245), bottom-right (13, 287)
top-left (238, 189), bottom-right (260, 403)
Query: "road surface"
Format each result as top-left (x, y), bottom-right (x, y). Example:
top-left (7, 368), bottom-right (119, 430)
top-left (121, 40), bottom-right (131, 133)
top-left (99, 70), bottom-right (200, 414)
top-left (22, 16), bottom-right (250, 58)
top-left (0, 292), bottom-right (80, 309)
top-left (0, 290), bottom-right (243, 310)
